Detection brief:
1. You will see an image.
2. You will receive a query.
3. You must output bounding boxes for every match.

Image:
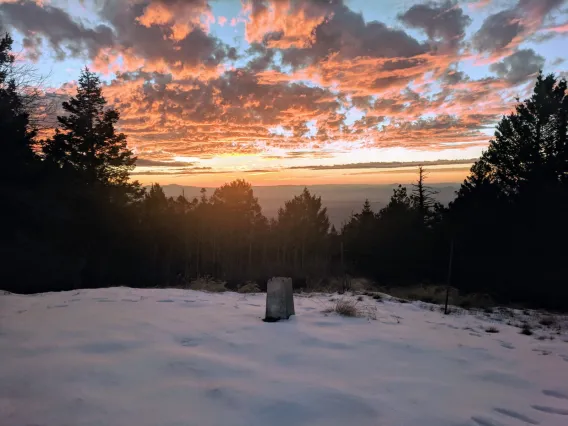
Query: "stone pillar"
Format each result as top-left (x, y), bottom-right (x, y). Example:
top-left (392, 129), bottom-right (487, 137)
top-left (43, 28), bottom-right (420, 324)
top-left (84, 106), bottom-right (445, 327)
top-left (264, 277), bottom-right (295, 321)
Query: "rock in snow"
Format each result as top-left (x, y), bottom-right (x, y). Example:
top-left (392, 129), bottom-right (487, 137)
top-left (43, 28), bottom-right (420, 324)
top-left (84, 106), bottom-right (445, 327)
top-left (1, 287), bottom-right (568, 426)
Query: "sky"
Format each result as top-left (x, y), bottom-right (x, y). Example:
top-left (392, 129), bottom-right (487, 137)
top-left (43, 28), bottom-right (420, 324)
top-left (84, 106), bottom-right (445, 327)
top-left (1, 0), bottom-right (567, 186)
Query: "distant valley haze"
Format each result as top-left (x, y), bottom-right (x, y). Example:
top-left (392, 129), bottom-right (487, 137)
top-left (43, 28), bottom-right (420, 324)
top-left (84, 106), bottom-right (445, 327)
top-left (160, 183), bottom-right (461, 228)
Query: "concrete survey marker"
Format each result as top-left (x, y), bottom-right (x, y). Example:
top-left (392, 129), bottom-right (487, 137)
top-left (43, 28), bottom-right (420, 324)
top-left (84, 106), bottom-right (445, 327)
top-left (264, 277), bottom-right (295, 322)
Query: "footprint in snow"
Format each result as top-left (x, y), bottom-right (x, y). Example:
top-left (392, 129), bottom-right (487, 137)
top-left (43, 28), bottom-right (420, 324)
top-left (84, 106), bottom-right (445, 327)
top-left (471, 415), bottom-right (506, 426)
top-left (498, 341), bottom-right (515, 349)
top-left (542, 389), bottom-right (568, 400)
top-left (48, 304), bottom-right (68, 308)
top-left (560, 354), bottom-right (568, 362)
top-left (532, 405), bottom-right (568, 415)
top-left (493, 407), bottom-right (539, 424)
top-left (157, 299), bottom-right (175, 303)
top-left (121, 299), bottom-right (139, 302)
top-left (178, 337), bottom-right (200, 347)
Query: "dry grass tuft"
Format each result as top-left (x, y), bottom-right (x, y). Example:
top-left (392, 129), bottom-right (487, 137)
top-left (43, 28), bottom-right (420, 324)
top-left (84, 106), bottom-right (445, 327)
top-left (323, 299), bottom-right (358, 317)
top-left (335, 299), bottom-right (358, 317)
top-left (307, 276), bottom-right (374, 293)
top-left (322, 297), bottom-right (376, 320)
top-left (189, 277), bottom-right (227, 292)
top-left (520, 323), bottom-right (533, 336)
top-left (485, 326), bottom-right (499, 333)
top-left (237, 281), bottom-right (260, 293)
top-left (539, 316), bottom-right (556, 327)
top-left (383, 285), bottom-right (494, 310)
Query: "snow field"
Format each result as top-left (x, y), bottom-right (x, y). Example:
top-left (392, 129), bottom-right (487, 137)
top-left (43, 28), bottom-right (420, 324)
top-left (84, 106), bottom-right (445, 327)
top-left (1, 287), bottom-right (568, 426)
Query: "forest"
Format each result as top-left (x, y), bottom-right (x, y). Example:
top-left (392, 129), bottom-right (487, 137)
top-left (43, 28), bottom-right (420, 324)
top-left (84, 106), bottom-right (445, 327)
top-left (2, 31), bottom-right (568, 310)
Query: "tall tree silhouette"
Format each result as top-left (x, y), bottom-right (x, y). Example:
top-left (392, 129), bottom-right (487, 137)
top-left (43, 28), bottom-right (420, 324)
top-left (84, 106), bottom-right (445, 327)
top-left (277, 188), bottom-right (330, 275)
top-left (450, 72), bottom-right (568, 307)
top-left (469, 72), bottom-right (568, 194)
top-left (411, 166), bottom-right (439, 224)
top-left (0, 32), bottom-right (36, 179)
top-left (211, 180), bottom-right (267, 278)
top-left (342, 199), bottom-right (377, 277)
top-left (42, 68), bottom-right (139, 201)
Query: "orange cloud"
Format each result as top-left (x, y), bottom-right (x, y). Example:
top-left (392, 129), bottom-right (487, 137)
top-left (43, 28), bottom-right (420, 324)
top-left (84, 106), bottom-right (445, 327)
top-left (13, 0), bottom-right (558, 181)
top-left (545, 22), bottom-right (568, 33)
top-left (244, 0), bottom-right (328, 48)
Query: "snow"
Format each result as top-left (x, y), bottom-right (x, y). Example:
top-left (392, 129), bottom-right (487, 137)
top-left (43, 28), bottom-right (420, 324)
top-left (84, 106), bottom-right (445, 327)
top-left (1, 287), bottom-right (568, 426)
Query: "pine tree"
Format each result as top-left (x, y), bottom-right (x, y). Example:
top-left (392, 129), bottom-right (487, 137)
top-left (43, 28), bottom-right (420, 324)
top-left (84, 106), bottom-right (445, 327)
top-left (277, 188), bottom-right (330, 239)
top-left (473, 72), bottom-right (568, 194)
top-left (449, 72), bottom-right (568, 308)
top-left (277, 188), bottom-right (330, 274)
top-left (42, 68), bottom-right (139, 199)
top-left (0, 32), bottom-right (37, 179)
top-left (142, 183), bottom-right (170, 217)
top-left (360, 199), bottom-right (373, 217)
top-left (411, 166), bottom-right (438, 223)
top-left (210, 179), bottom-right (266, 278)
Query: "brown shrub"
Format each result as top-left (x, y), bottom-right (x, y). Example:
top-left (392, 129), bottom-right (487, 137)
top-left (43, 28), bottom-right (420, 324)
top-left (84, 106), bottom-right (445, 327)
top-left (189, 277), bottom-right (227, 292)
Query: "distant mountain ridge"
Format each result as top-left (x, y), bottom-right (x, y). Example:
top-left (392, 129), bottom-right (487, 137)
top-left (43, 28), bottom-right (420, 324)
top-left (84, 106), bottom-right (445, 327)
top-left (160, 184), bottom-right (460, 228)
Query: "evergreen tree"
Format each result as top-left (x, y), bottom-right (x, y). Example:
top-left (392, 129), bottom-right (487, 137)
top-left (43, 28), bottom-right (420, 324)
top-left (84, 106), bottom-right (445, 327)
top-left (378, 185), bottom-right (412, 219)
top-left (1, 31), bottom-right (89, 294)
top-left (0, 32), bottom-right (37, 179)
top-left (142, 183), bottom-right (170, 217)
top-left (341, 199), bottom-right (377, 277)
top-left (410, 166), bottom-right (438, 224)
top-left (277, 188), bottom-right (330, 240)
top-left (450, 72), bottom-right (568, 308)
top-left (210, 180), bottom-right (267, 278)
top-left (42, 68), bottom-right (139, 200)
top-left (470, 72), bottom-right (568, 194)
top-left (277, 188), bottom-right (330, 275)
top-left (211, 179), bottom-right (264, 229)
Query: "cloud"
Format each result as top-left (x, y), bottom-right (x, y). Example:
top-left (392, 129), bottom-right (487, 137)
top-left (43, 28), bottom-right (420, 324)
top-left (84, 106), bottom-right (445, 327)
top-left (543, 22), bottom-right (568, 33)
top-left (279, 4), bottom-right (428, 68)
top-left (398, 0), bottom-right (472, 50)
top-left (289, 158), bottom-right (478, 170)
top-left (104, 67), bottom-right (345, 158)
top-left (7, 0), bottom-right (557, 172)
top-left (136, 158), bottom-right (196, 167)
top-left (244, 0), bottom-right (334, 49)
top-left (0, 0), bottom-right (114, 60)
top-left (244, 1), bottom-right (473, 100)
top-left (471, 9), bottom-right (523, 54)
top-left (131, 166), bottom-right (217, 176)
top-left (467, 0), bottom-right (491, 10)
top-left (472, 0), bottom-right (565, 56)
top-left (489, 49), bottom-right (545, 84)
top-left (96, 0), bottom-right (236, 76)
top-left (100, 42), bottom-right (518, 159)
top-left (0, 0), bottom-right (236, 77)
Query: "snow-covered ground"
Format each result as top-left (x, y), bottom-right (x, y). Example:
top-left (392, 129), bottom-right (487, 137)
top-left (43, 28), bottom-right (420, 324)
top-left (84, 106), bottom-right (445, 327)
top-left (1, 287), bottom-right (568, 426)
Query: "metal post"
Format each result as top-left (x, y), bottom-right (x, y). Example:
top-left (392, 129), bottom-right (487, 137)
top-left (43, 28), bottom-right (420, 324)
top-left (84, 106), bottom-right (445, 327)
top-left (444, 238), bottom-right (454, 315)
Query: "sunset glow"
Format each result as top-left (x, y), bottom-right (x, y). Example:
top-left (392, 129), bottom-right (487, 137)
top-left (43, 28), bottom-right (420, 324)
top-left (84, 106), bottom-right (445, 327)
top-left (2, 0), bottom-right (567, 185)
